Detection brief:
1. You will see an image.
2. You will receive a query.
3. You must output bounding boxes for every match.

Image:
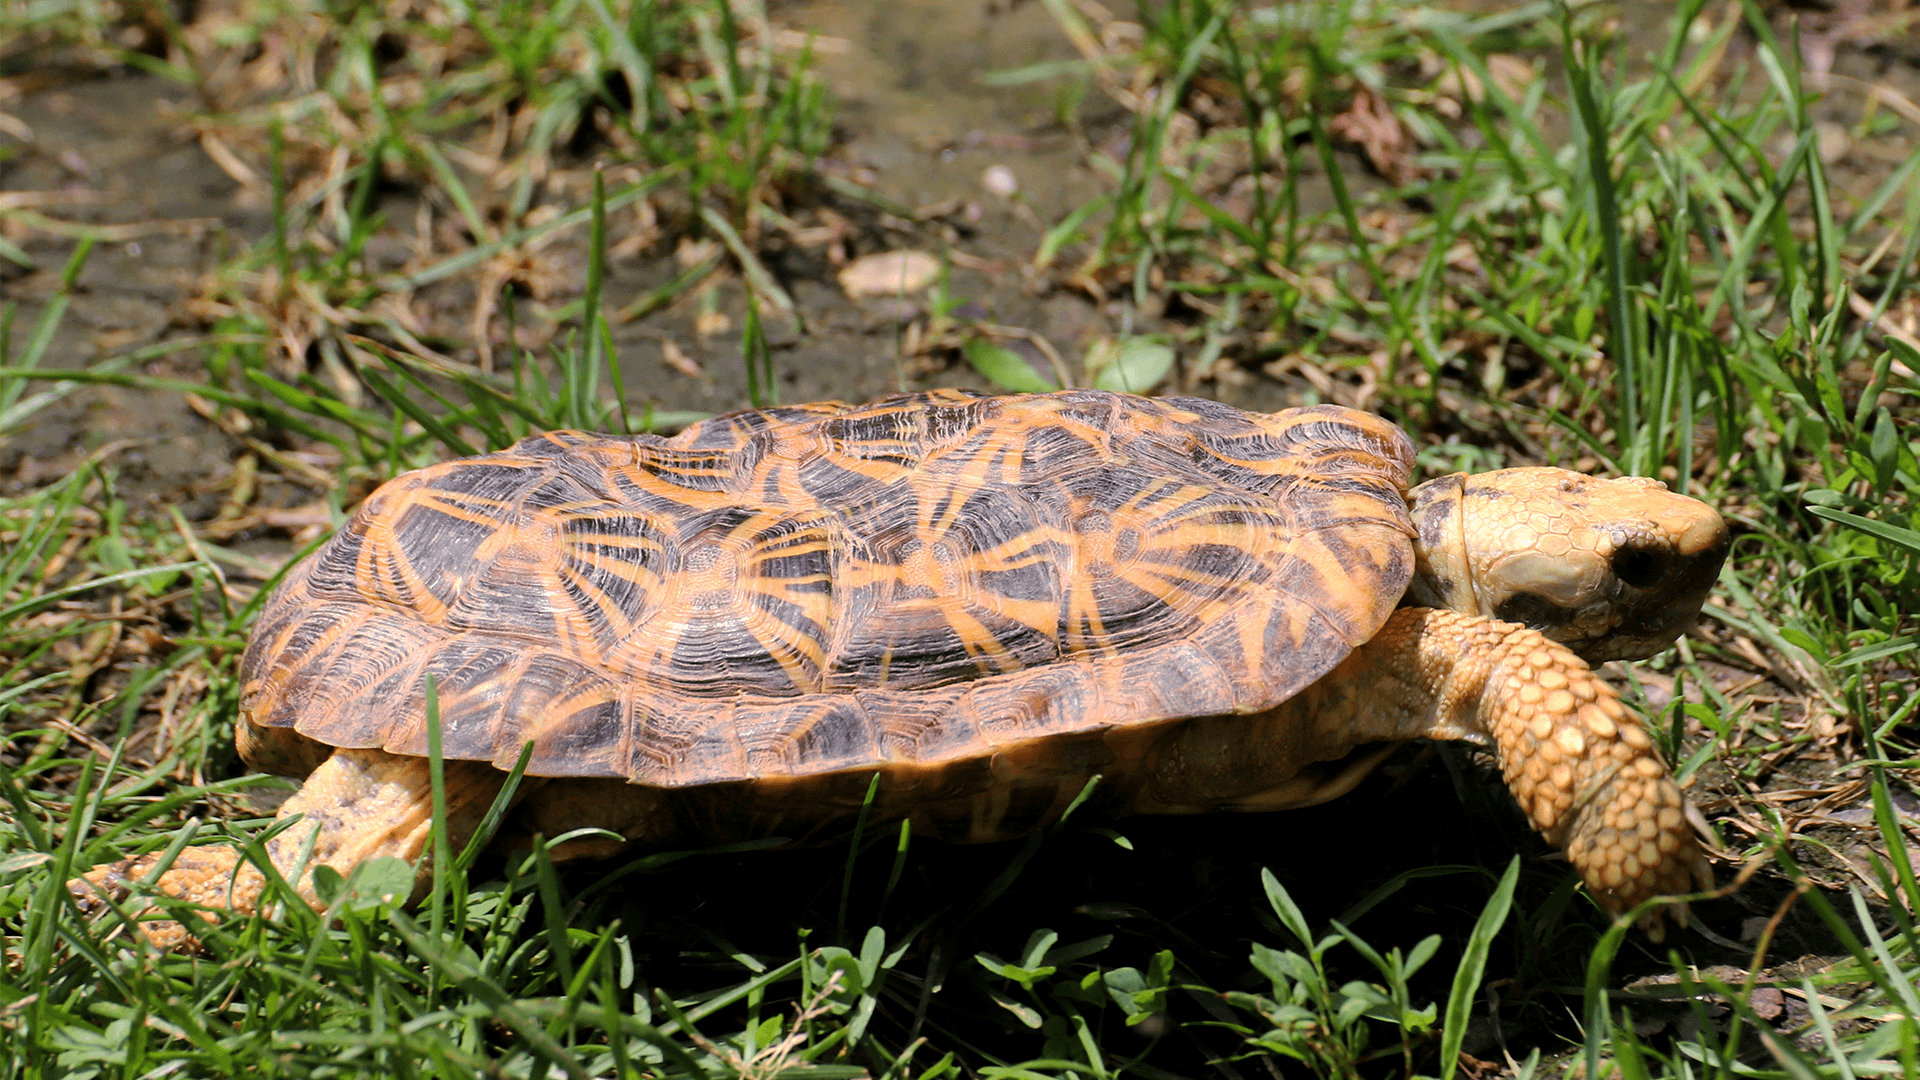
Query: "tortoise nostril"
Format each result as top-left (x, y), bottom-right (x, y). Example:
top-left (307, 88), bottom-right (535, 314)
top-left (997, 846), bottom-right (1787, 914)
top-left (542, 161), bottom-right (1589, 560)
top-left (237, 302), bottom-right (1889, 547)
top-left (1611, 546), bottom-right (1666, 588)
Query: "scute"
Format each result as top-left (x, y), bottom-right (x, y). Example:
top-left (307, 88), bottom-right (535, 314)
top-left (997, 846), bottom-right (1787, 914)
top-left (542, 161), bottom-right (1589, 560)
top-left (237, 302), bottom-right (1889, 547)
top-left (238, 390), bottom-right (1417, 784)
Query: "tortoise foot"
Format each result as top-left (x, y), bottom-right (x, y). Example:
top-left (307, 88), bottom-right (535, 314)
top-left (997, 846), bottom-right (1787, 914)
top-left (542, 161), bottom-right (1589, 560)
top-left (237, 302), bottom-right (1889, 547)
top-left (70, 845), bottom-right (264, 950)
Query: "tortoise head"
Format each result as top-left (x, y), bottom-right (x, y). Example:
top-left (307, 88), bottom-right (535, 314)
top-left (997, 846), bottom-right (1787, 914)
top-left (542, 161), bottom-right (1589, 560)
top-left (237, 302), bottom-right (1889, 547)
top-left (1403, 467), bottom-right (1729, 663)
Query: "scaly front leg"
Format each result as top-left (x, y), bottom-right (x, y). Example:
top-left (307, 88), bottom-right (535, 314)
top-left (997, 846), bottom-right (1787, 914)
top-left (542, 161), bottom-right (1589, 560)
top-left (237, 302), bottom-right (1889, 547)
top-left (1144, 608), bottom-right (1711, 937)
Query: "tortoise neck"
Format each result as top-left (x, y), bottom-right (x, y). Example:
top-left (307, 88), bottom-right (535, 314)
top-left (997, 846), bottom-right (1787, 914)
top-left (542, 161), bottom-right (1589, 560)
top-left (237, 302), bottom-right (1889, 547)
top-left (1401, 473), bottom-right (1475, 615)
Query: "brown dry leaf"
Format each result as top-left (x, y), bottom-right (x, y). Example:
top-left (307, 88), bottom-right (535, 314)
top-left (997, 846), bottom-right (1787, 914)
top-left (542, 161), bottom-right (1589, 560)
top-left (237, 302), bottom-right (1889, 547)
top-left (660, 338), bottom-right (703, 378)
top-left (838, 250), bottom-right (940, 299)
top-left (1328, 87), bottom-right (1416, 185)
top-left (1434, 54), bottom-right (1537, 106)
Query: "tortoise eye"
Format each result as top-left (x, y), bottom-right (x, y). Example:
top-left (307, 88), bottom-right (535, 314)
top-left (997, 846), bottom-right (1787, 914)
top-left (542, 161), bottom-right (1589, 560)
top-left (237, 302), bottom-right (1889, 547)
top-left (1610, 546), bottom-right (1666, 588)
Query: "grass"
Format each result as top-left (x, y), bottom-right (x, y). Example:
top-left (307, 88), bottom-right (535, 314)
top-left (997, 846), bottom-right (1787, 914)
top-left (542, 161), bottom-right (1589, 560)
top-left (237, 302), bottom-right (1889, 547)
top-left (3, 0), bottom-right (1920, 1076)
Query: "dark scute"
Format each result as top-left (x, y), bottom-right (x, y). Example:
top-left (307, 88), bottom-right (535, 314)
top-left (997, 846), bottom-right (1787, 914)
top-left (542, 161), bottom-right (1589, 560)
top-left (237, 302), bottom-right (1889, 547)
top-left (921, 396), bottom-right (998, 447)
top-left (425, 636), bottom-right (525, 693)
top-left (426, 639), bottom-right (526, 727)
top-left (391, 502), bottom-right (502, 608)
top-left (1019, 424), bottom-right (1107, 484)
top-left (1149, 538), bottom-right (1266, 587)
top-left (1276, 482), bottom-right (1394, 534)
top-left (818, 411), bottom-right (920, 465)
top-left (275, 618), bottom-right (440, 743)
top-left (369, 636), bottom-right (532, 759)
top-left (759, 404), bottom-right (857, 428)
top-left (976, 558), bottom-right (1066, 637)
top-left (667, 612), bottom-right (804, 696)
top-left (797, 452), bottom-right (894, 508)
top-left (756, 541), bottom-right (833, 587)
top-left (605, 467), bottom-right (708, 517)
top-left (422, 461), bottom-right (542, 503)
top-left (672, 409), bottom-right (797, 451)
top-left (504, 656), bottom-right (625, 775)
top-left (1069, 574), bottom-right (1201, 653)
top-left (826, 609), bottom-right (990, 690)
top-left (520, 471), bottom-right (612, 512)
top-left (445, 555), bottom-right (562, 640)
top-left (765, 698), bottom-right (879, 770)
top-left (1111, 641), bottom-right (1238, 719)
top-left (329, 655), bottom-right (432, 745)
top-left (1188, 614), bottom-right (1264, 711)
top-left (1190, 429), bottom-right (1298, 484)
top-left (522, 696), bottom-right (625, 776)
top-left (647, 447), bottom-right (751, 493)
top-left (558, 447), bottom-right (631, 497)
top-left (974, 602), bottom-right (1063, 671)
top-left (509, 429), bottom-right (622, 458)
top-left (327, 618), bottom-right (443, 699)
top-left (1160, 394), bottom-right (1251, 424)
top-left (742, 512), bottom-right (835, 565)
top-left (1045, 388), bottom-right (1129, 430)
top-left (754, 594), bottom-right (830, 653)
top-left (946, 484), bottom-right (1044, 549)
top-left (673, 503), bottom-right (766, 546)
top-left (632, 696), bottom-right (754, 783)
top-left (560, 512), bottom-right (668, 628)
top-left (858, 687), bottom-right (973, 760)
top-left (959, 664), bottom-right (1097, 740)
top-left (1283, 409), bottom-right (1414, 473)
top-left (303, 521), bottom-right (368, 599)
top-left (242, 601), bottom-right (357, 692)
top-left (831, 484), bottom-right (920, 550)
top-left (498, 652), bottom-right (596, 734)
top-left (505, 433), bottom-right (570, 458)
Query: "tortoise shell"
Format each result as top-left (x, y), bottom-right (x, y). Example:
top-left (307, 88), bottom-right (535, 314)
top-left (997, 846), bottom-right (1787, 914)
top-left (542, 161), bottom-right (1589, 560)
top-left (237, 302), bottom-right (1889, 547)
top-left (239, 389), bottom-right (1417, 785)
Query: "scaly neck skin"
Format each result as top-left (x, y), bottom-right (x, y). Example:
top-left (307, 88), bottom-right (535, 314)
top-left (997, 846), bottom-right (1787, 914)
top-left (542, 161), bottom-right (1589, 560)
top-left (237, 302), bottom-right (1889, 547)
top-left (1296, 611), bottom-right (1487, 748)
top-left (1402, 473), bottom-right (1475, 614)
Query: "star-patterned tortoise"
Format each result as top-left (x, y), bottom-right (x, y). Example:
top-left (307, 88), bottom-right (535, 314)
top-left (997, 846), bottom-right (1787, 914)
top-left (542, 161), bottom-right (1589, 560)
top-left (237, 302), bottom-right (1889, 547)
top-left (80, 388), bottom-right (1727, 939)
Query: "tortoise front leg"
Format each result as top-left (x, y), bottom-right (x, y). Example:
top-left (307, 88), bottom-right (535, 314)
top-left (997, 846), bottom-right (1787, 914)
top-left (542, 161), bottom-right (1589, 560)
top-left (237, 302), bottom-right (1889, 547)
top-left (74, 749), bottom-right (512, 945)
top-left (1144, 607), bottom-right (1712, 937)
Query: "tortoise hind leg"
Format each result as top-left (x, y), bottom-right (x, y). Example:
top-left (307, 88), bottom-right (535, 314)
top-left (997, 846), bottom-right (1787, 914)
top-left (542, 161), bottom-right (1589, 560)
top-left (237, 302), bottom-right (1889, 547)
top-left (74, 748), bottom-right (515, 945)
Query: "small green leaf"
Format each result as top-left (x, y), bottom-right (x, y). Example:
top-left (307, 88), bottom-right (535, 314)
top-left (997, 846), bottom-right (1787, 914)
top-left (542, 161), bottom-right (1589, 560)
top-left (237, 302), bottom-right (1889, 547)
top-left (342, 855), bottom-right (414, 910)
top-left (1869, 408), bottom-right (1898, 494)
top-left (1018, 928), bottom-right (1059, 971)
top-left (1262, 869), bottom-right (1314, 949)
top-left (962, 336), bottom-right (1058, 393)
top-left (311, 864), bottom-right (346, 905)
top-left (1777, 626), bottom-right (1829, 661)
top-left (1041, 934), bottom-right (1111, 967)
top-left (858, 924), bottom-right (886, 985)
top-left (983, 985), bottom-right (1044, 1028)
top-left (1091, 340), bottom-right (1174, 394)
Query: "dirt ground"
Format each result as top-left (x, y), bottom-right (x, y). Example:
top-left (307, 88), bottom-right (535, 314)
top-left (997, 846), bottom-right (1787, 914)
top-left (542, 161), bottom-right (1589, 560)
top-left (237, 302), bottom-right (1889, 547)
top-left (8, 0), bottom-right (1920, 497)
top-left (0, 0), bottom-right (1372, 508)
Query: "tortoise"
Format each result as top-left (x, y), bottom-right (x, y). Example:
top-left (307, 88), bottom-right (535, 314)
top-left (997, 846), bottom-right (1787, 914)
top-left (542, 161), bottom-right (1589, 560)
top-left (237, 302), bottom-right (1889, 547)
top-left (79, 388), bottom-right (1728, 940)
